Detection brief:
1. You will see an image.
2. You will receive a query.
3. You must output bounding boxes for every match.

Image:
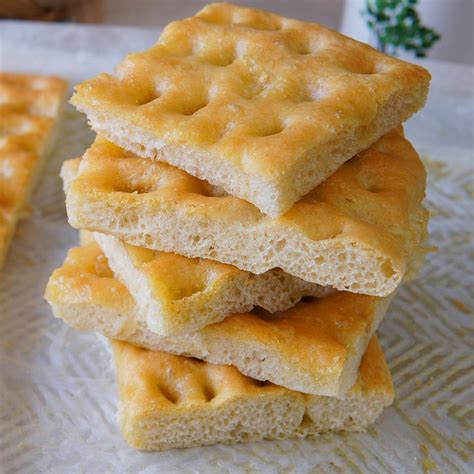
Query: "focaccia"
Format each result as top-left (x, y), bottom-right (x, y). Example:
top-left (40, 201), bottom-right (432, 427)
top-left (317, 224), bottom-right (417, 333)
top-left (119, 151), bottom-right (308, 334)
top-left (45, 242), bottom-right (392, 396)
top-left (112, 337), bottom-right (394, 451)
top-left (0, 72), bottom-right (68, 269)
top-left (71, 2), bottom-right (430, 217)
top-left (93, 231), bottom-right (328, 335)
top-left (62, 128), bottom-right (428, 296)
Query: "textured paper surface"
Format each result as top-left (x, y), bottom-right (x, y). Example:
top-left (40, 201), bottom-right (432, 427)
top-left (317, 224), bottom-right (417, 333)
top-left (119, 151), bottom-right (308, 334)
top-left (0, 21), bottom-right (473, 473)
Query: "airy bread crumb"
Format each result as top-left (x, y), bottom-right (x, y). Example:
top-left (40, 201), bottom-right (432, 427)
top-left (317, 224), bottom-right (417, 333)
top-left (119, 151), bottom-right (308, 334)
top-left (94, 231), bottom-right (330, 335)
top-left (62, 128), bottom-right (428, 296)
top-left (45, 241), bottom-right (393, 396)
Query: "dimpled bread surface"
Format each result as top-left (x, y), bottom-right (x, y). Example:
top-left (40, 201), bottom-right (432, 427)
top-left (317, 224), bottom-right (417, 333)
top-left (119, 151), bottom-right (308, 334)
top-left (93, 231), bottom-right (329, 335)
top-left (112, 337), bottom-right (393, 450)
top-left (0, 72), bottom-right (68, 268)
top-left (44, 242), bottom-right (392, 396)
top-left (62, 128), bottom-right (428, 296)
top-left (71, 2), bottom-right (430, 217)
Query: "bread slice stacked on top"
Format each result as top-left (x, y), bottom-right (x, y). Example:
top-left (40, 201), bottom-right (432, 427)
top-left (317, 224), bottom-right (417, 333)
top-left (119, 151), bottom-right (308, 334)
top-left (45, 3), bottom-right (430, 451)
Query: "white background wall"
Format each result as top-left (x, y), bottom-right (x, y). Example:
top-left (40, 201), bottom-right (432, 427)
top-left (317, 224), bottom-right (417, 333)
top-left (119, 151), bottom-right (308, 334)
top-left (102, 0), bottom-right (474, 65)
top-left (103, 0), bottom-right (344, 31)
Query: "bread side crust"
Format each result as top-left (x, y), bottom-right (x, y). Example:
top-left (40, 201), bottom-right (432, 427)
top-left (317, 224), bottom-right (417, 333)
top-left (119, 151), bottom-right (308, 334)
top-left (110, 337), bottom-right (393, 450)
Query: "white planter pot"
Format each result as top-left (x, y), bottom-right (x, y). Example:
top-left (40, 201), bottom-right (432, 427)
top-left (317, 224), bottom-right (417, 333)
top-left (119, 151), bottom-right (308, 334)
top-left (340, 0), bottom-right (474, 65)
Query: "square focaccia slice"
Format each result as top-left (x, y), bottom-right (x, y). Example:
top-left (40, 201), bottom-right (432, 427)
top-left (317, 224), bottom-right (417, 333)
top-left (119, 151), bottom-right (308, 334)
top-left (111, 337), bottom-right (393, 451)
top-left (91, 231), bottom-right (329, 335)
top-left (45, 241), bottom-right (393, 397)
top-left (62, 128), bottom-right (428, 296)
top-left (71, 2), bottom-right (430, 217)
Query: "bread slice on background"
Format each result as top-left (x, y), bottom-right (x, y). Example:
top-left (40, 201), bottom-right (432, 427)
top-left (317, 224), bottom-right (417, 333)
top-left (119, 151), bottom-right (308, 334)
top-left (0, 72), bottom-right (68, 269)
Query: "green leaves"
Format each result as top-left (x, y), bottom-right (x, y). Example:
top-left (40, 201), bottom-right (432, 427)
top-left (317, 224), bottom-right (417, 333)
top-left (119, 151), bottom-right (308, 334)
top-left (362, 0), bottom-right (441, 58)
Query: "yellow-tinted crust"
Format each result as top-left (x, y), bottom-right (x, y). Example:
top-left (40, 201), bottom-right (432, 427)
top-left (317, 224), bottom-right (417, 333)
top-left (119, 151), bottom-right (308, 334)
top-left (45, 242), bottom-right (389, 395)
top-left (348, 336), bottom-right (393, 398)
top-left (113, 336), bottom-right (392, 412)
top-left (64, 127), bottom-right (428, 295)
top-left (112, 336), bottom-right (393, 449)
top-left (118, 241), bottom-right (240, 300)
top-left (71, 3), bottom-right (430, 215)
top-left (45, 242), bottom-right (134, 313)
top-left (0, 72), bottom-right (68, 268)
top-left (113, 340), bottom-right (288, 414)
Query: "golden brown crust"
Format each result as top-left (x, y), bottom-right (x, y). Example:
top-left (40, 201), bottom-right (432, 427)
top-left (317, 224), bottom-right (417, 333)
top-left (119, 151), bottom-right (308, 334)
top-left (113, 336), bottom-right (393, 411)
top-left (0, 72), bottom-right (68, 268)
top-left (113, 340), bottom-right (289, 413)
top-left (45, 243), bottom-right (133, 312)
top-left (63, 128), bottom-right (428, 296)
top-left (111, 337), bottom-right (393, 450)
top-left (71, 3), bottom-right (430, 216)
top-left (348, 336), bottom-right (393, 398)
top-left (91, 230), bottom-right (328, 335)
top-left (0, 72), bottom-right (67, 117)
top-left (45, 242), bottom-right (391, 396)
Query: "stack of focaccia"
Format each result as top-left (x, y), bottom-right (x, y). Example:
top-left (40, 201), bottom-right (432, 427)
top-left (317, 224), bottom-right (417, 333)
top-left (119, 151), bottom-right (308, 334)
top-left (45, 3), bottom-right (431, 451)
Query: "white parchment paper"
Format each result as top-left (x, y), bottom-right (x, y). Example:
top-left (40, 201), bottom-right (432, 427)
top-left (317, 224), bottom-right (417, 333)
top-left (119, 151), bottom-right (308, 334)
top-left (0, 21), bottom-right (472, 473)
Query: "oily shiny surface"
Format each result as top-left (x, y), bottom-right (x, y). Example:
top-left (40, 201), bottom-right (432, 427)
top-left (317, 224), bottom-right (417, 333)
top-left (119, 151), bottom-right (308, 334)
top-left (71, 3), bottom-right (429, 178)
top-left (45, 242), bottom-right (135, 312)
top-left (2, 20), bottom-right (470, 471)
